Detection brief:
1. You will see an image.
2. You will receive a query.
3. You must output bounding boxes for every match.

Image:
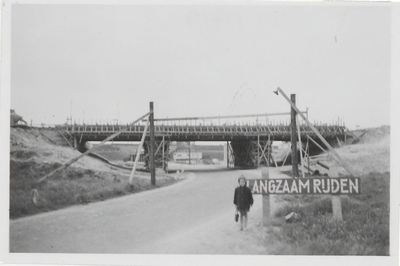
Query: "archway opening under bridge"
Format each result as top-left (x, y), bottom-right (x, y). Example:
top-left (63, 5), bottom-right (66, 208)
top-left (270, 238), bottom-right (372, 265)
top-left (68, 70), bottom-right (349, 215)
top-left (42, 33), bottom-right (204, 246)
top-left (87, 138), bottom-right (331, 173)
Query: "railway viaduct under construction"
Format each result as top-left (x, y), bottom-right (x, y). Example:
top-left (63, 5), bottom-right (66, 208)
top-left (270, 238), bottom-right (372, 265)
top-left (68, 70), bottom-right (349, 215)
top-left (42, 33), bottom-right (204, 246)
top-left (33, 88), bottom-right (357, 185)
top-left (48, 119), bottom-right (346, 168)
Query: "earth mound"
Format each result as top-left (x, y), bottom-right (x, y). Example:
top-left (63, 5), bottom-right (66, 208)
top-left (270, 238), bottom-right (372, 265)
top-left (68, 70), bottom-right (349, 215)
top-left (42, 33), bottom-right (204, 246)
top-left (10, 127), bottom-right (113, 171)
top-left (337, 125), bottom-right (390, 176)
top-left (359, 125), bottom-right (390, 144)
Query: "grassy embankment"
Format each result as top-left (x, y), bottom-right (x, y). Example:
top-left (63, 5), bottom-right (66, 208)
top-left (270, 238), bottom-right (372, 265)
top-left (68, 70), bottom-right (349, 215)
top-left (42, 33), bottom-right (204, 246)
top-left (94, 144), bottom-right (135, 161)
top-left (267, 172), bottom-right (390, 255)
top-left (10, 150), bottom-right (179, 219)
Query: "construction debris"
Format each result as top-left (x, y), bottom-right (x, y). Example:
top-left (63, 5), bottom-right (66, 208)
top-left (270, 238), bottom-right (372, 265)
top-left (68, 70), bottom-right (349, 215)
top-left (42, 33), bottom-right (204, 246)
top-left (285, 212), bottom-right (301, 223)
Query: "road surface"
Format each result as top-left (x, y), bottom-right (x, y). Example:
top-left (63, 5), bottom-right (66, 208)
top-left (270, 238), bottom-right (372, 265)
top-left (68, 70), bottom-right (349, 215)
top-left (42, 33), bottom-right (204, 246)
top-left (10, 168), bottom-right (286, 254)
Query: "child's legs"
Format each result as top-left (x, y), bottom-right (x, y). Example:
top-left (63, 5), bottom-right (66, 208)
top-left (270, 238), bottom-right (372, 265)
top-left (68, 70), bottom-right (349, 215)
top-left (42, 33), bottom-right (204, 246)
top-left (238, 209), bottom-right (244, 229)
top-left (243, 211), bottom-right (248, 227)
top-left (239, 210), bottom-right (249, 228)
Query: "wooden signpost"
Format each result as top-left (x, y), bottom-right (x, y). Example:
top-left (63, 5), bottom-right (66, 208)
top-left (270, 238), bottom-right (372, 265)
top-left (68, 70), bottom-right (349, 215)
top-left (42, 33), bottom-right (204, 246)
top-left (261, 168), bottom-right (270, 226)
top-left (251, 172), bottom-right (360, 225)
top-left (329, 166), bottom-right (343, 221)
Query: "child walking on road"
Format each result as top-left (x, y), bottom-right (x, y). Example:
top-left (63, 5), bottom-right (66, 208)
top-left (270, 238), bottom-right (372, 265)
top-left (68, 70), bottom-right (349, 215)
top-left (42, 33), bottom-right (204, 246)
top-left (233, 175), bottom-right (254, 231)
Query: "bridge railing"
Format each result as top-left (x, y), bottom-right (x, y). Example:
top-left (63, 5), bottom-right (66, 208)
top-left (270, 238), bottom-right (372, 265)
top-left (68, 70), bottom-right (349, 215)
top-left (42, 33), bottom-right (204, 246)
top-left (59, 123), bottom-right (346, 136)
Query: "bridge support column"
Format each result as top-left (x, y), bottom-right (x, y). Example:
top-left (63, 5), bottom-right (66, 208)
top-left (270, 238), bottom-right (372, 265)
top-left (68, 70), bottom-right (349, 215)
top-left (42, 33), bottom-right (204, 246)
top-left (230, 140), bottom-right (253, 168)
top-left (230, 139), bottom-right (272, 168)
top-left (224, 142), bottom-right (235, 168)
top-left (143, 138), bottom-right (171, 171)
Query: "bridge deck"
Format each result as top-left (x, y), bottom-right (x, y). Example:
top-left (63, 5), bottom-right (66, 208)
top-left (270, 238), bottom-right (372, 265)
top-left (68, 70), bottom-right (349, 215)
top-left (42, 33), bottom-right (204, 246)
top-left (56, 124), bottom-right (346, 142)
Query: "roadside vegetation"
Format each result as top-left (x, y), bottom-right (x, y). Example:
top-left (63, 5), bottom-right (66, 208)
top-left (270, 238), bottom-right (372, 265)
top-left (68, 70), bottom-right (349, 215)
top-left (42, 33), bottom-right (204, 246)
top-left (267, 174), bottom-right (389, 255)
top-left (9, 128), bottom-right (181, 219)
top-left (10, 159), bottom-right (179, 219)
top-left (262, 126), bottom-right (391, 255)
top-left (9, 128), bottom-right (223, 220)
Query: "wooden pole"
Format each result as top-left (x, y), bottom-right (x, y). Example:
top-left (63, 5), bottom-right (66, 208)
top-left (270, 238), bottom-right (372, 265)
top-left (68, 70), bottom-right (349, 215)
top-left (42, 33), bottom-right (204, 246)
top-left (307, 135), bottom-right (328, 154)
top-left (296, 117), bottom-right (305, 178)
top-left (226, 141), bottom-right (229, 168)
top-left (162, 135), bottom-right (165, 170)
top-left (307, 137), bottom-right (310, 174)
top-left (257, 134), bottom-right (260, 166)
top-left (329, 166), bottom-right (343, 221)
top-left (336, 136), bottom-right (342, 147)
top-left (35, 111), bottom-right (153, 183)
top-left (271, 152), bottom-right (278, 168)
top-left (58, 130), bottom-right (74, 149)
top-left (150, 102), bottom-right (156, 186)
top-left (129, 121), bottom-right (149, 185)
top-left (277, 87), bottom-right (356, 177)
top-left (262, 168), bottom-right (271, 226)
top-left (281, 147), bottom-right (290, 167)
top-left (188, 141), bottom-right (191, 165)
top-left (290, 94), bottom-right (299, 178)
top-left (267, 134), bottom-right (270, 167)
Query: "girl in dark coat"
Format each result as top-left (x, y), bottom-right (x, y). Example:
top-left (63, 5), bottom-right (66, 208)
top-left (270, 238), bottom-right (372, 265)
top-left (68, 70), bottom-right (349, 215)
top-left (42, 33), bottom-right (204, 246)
top-left (233, 175), bottom-right (254, 231)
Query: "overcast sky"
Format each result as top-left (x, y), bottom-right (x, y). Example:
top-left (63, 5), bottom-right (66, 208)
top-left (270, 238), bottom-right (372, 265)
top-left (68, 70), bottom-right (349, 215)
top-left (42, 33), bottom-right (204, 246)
top-left (9, 2), bottom-right (391, 130)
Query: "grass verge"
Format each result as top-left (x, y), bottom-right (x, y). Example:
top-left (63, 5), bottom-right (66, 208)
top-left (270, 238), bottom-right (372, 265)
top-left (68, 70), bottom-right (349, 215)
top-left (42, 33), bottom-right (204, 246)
top-left (10, 160), bottom-right (180, 219)
top-left (268, 172), bottom-right (390, 255)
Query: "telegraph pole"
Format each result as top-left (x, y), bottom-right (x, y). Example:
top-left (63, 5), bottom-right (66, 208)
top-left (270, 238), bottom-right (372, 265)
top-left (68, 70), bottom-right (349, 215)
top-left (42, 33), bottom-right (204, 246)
top-left (290, 94), bottom-right (299, 178)
top-left (188, 141), bottom-right (191, 165)
top-left (150, 102), bottom-right (156, 185)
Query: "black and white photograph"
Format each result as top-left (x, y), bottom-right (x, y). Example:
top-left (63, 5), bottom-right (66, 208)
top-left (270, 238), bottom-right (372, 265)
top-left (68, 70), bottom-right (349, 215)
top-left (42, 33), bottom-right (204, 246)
top-left (1, 1), bottom-right (399, 265)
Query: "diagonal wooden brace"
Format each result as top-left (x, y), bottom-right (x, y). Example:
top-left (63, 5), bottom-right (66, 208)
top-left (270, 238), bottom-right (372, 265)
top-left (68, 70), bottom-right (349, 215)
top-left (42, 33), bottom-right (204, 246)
top-left (276, 87), bottom-right (356, 177)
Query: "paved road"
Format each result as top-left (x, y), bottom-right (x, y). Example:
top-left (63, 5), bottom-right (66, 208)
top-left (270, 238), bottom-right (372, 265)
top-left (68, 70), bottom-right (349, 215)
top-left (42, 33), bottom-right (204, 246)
top-left (10, 169), bottom-right (261, 253)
